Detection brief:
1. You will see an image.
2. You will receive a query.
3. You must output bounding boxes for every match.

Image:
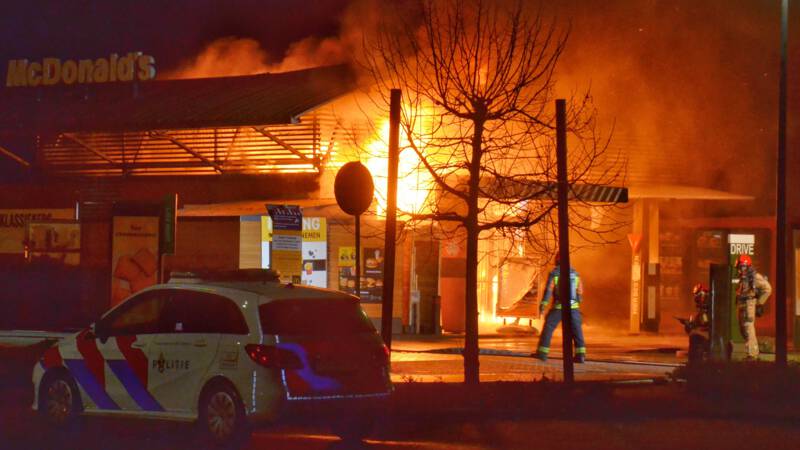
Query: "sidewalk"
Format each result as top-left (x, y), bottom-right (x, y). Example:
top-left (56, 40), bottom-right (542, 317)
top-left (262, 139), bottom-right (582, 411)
top-left (388, 323), bottom-right (687, 383)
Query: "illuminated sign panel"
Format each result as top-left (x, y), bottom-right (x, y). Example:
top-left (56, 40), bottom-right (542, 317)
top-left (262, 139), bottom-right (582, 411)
top-left (267, 205), bottom-right (303, 285)
top-left (259, 215), bottom-right (328, 287)
top-left (6, 52), bottom-right (156, 87)
top-left (0, 208), bottom-right (74, 253)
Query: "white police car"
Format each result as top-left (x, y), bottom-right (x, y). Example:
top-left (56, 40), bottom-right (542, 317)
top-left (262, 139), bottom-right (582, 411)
top-left (32, 270), bottom-right (392, 447)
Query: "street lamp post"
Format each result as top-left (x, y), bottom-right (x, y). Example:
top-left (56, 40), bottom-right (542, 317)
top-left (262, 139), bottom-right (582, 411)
top-left (776, 0), bottom-right (789, 367)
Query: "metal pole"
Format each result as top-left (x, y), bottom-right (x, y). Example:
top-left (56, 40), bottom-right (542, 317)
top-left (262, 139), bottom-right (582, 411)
top-left (381, 89), bottom-right (400, 350)
top-left (355, 214), bottom-right (361, 300)
top-left (381, 89), bottom-right (401, 348)
top-left (556, 99), bottom-right (574, 383)
top-left (776, 0), bottom-right (789, 367)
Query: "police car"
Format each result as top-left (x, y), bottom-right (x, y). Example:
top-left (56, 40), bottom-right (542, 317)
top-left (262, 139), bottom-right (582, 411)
top-left (32, 270), bottom-right (392, 447)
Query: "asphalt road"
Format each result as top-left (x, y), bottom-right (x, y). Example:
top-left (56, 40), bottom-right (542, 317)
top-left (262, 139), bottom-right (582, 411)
top-left (4, 376), bottom-right (799, 450)
top-left (3, 326), bottom-right (796, 450)
top-left (3, 411), bottom-right (799, 450)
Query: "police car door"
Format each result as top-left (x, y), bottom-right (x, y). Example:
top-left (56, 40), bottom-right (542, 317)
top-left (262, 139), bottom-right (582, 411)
top-left (147, 289), bottom-right (225, 413)
top-left (89, 289), bottom-right (170, 413)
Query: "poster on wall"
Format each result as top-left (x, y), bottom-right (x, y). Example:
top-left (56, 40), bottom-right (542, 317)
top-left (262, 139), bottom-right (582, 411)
top-left (260, 215), bottom-right (272, 268)
top-left (338, 246), bottom-right (356, 295)
top-left (338, 246), bottom-right (384, 302)
top-left (111, 216), bottom-right (160, 307)
top-left (267, 205), bottom-right (302, 284)
top-left (301, 217), bottom-right (327, 287)
top-left (26, 220), bottom-right (81, 265)
top-left (0, 208), bottom-right (74, 254)
top-left (361, 247), bottom-right (385, 302)
top-left (260, 216), bottom-right (328, 287)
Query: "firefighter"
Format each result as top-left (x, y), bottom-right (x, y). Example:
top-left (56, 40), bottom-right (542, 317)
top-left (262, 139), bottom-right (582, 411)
top-left (680, 283), bottom-right (712, 363)
top-left (532, 256), bottom-right (586, 363)
top-left (689, 283), bottom-right (711, 331)
top-left (735, 254), bottom-right (772, 360)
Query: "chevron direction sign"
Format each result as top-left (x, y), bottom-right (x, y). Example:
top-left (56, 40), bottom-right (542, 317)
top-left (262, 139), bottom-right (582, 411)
top-left (569, 183), bottom-right (628, 203)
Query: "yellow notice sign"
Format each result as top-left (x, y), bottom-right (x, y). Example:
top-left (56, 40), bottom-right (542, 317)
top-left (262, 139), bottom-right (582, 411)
top-left (271, 229), bottom-right (302, 284)
top-left (262, 216), bottom-right (326, 242)
top-left (267, 205), bottom-right (302, 284)
top-left (260, 216), bottom-right (272, 242)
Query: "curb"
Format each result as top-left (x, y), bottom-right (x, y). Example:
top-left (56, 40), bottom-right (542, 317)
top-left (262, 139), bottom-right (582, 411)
top-left (393, 347), bottom-right (682, 368)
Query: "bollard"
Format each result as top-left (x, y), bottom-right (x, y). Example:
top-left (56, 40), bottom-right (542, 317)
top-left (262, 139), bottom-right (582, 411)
top-left (433, 295), bottom-right (441, 335)
top-left (411, 302), bottom-right (418, 334)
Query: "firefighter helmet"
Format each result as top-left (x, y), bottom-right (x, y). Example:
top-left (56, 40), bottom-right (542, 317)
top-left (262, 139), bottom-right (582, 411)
top-left (692, 283), bottom-right (708, 297)
top-left (692, 283), bottom-right (709, 308)
top-left (736, 254), bottom-right (752, 268)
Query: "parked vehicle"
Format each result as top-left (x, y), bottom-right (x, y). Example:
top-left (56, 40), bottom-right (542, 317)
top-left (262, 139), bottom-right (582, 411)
top-left (32, 269), bottom-right (392, 448)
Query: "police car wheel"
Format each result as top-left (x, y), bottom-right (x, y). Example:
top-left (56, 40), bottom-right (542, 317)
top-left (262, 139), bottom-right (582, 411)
top-left (39, 372), bottom-right (81, 426)
top-left (199, 383), bottom-right (249, 447)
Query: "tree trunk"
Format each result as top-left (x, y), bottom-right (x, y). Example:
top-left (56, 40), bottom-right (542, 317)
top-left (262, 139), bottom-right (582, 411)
top-left (463, 116), bottom-right (484, 385)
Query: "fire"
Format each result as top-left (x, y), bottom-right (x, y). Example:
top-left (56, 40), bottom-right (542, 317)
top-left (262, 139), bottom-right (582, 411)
top-left (363, 116), bottom-right (433, 217)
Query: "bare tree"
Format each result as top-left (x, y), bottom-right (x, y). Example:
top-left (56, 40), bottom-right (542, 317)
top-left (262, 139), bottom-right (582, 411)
top-left (360, 0), bottom-right (624, 385)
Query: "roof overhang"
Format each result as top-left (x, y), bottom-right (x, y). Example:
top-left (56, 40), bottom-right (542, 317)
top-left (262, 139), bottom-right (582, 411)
top-left (628, 184), bottom-right (754, 201)
top-left (179, 198), bottom-right (346, 219)
top-left (0, 65), bottom-right (355, 177)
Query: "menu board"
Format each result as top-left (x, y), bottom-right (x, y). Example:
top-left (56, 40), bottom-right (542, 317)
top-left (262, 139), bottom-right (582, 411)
top-left (337, 246), bottom-right (384, 302)
top-left (659, 229), bottom-right (685, 301)
top-left (361, 247), bottom-right (385, 302)
top-left (338, 247), bottom-right (356, 295)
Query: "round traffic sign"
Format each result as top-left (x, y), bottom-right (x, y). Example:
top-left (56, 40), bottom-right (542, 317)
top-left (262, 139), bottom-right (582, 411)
top-left (334, 161), bottom-right (374, 215)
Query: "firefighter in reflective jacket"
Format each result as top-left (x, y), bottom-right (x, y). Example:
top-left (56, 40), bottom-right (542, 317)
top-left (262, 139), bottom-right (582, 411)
top-left (735, 254), bottom-right (772, 360)
top-left (532, 260), bottom-right (586, 363)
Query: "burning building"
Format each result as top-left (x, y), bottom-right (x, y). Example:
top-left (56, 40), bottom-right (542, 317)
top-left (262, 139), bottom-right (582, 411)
top-left (0, 48), bottom-right (797, 347)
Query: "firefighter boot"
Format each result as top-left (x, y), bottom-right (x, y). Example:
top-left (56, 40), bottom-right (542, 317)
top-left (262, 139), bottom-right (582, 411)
top-left (531, 352), bottom-right (548, 361)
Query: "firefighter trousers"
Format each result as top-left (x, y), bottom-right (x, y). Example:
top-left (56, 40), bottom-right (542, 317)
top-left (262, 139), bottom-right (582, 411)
top-left (738, 298), bottom-right (759, 358)
top-left (536, 308), bottom-right (586, 356)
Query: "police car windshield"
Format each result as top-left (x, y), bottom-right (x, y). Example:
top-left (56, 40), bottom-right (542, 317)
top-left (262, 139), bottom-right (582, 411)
top-left (259, 297), bottom-right (375, 336)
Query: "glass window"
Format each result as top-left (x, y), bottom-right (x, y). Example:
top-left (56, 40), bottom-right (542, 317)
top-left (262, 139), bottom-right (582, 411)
top-left (102, 290), bottom-right (171, 336)
top-left (161, 290), bottom-right (248, 334)
top-left (259, 297), bottom-right (375, 336)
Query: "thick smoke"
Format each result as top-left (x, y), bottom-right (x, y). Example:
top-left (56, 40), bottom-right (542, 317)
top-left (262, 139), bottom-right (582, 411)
top-left (552, 0), bottom-right (781, 214)
top-left (157, 0), bottom-right (795, 328)
top-left (159, 0), bottom-right (380, 79)
top-left (161, 1), bottom-right (786, 213)
top-left (161, 35), bottom-right (349, 79)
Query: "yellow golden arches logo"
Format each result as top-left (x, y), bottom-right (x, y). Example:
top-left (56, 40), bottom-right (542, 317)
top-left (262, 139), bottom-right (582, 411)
top-left (6, 52), bottom-right (156, 87)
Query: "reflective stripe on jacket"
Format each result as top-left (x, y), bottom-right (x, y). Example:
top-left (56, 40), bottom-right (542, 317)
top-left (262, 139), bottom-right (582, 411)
top-left (540, 267), bottom-right (582, 310)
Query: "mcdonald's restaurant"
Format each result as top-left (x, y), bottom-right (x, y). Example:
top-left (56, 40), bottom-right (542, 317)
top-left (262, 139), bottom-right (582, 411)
top-left (0, 58), bottom-right (798, 348)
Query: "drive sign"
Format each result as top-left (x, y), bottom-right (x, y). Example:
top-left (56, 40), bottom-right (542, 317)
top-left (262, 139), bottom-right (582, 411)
top-left (729, 234), bottom-right (755, 256)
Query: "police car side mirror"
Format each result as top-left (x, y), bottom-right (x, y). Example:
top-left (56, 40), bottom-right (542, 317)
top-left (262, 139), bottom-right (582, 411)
top-left (93, 322), bottom-right (110, 343)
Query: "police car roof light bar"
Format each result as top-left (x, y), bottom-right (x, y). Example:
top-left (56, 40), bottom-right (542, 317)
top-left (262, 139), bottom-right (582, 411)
top-left (168, 268), bottom-right (281, 284)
